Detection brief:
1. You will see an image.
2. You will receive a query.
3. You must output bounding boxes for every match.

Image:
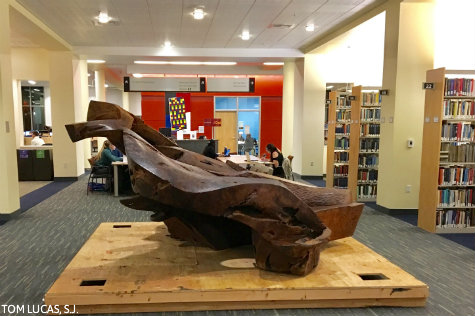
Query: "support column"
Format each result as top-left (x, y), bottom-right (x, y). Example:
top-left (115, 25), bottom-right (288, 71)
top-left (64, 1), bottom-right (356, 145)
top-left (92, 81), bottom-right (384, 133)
top-left (0, 0), bottom-right (20, 216)
top-left (94, 70), bottom-right (106, 101)
top-left (377, 0), bottom-right (435, 209)
top-left (282, 60), bottom-right (304, 174)
top-left (301, 54), bottom-right (326, 176)
top-left (49, 51), bottom-right (84, 179)
top-left (73, 58), bottom-right (90, 169)
top-left (122, 90), bottom-right (130, 111)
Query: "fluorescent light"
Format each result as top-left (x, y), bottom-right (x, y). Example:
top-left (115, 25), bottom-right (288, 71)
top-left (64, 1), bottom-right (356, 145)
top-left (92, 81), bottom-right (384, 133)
top-left (134, 61), bottom-right (236, 66)
top-left (202, 62), bottom-right (236, 65)
top-left (240, 30), bottom-right (250, 40)
top-left (326, 85), bottom-right (334, 89)
top-left (97, 11), bottom-right (112, 24)
top-left (33, 88), bottom-right (40, 91)
top-left (133, 73), bottom-right (143, 78)
top-left (263, 62), bottom-right (284, 66)
top-left (104, 84), bottom-right (109, 88)
top-left (193, 8), bottom-right (205, 20)
top-left (87, 73), bottom-right (91, 77)
top-left (305, 24), bottom-right (315, 32)
top-left (87, 59), bottom-right (106, 64)
top-left (164, 41), bottom-right (172, 48)
top-left (28, 80), bottom-right (36, 85)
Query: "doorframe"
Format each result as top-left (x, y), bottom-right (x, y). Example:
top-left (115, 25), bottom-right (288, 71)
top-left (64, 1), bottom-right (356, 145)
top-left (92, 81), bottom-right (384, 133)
top-left (213, 96), bottom-right (262, 155)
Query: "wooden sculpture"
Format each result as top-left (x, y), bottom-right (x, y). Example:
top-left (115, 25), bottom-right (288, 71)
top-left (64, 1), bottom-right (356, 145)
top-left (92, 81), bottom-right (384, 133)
top-left (66, 101), bottom-right (363, 276)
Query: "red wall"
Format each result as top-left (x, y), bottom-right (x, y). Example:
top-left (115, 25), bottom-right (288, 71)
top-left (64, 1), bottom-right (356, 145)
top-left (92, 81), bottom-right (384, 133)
top-left (141, 76), bottom-right (283, 156)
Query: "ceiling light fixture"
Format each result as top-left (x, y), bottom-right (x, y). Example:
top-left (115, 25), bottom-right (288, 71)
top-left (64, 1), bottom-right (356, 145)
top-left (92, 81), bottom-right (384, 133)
top-left (326, 85), bottom-right (334, 89)
top-left (240, 30), bottom-right (250, 40)
top-left (133, 73), bottom-right (143, 78)
top-left (87, 59), bottom-right (106, 64)
top-left (263, 62), bottom-right (284, 66)
top-left (104, 84), bottom-right (109, 88)
top-left (305, 24), bottom-right (315, 32)
top-left (28, 80), bottom-right (36, 85)
top-left (134, 61), bottom-right (236, 66)
top-left (97, 11), bottom-right (112, 24)
top-left (164, 41), bottom-right (172, 48)
top-left (192, 8), bottom-right (205, 20)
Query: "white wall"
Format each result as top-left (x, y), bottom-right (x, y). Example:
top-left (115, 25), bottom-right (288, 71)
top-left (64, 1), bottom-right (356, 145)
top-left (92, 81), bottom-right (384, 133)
top-left (128, 92), bottom-right (142, 116)
top-left (106, 88), bottom-right (123, 107)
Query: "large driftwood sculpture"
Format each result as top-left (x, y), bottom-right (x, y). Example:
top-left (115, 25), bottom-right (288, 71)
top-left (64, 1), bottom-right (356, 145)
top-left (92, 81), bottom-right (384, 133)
top-left (66, 101), bottom-right (363, 276)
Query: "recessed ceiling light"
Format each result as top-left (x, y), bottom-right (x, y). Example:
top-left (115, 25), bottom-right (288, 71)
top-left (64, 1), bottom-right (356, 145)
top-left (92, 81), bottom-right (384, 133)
top-left (97, 11), bottom-right (112, 24)
top-left (33, 88), bottom-right (40, 91)
top-left (240, 30), bottom-right (250, 40)
top-left (327, 85), bottom-right (334, 89)
top-left (87, 73), bottom-right (91, 77)
top-left (87, 59), bottom-right (106, 64)
top-left (305, 24), bottom-right (315, 32)
top-left (133, 73), bottom-right (143, 78)
top-left (28, 80), bottom-right (36, 85)
top-left (164, 41), bottom-right (172, 48)
top-left (263, 62), bottom-right (284, 66)
top-left (192, 8), bottom-right (205, 20)
top-left (134, 61), bottom-right (236, 66)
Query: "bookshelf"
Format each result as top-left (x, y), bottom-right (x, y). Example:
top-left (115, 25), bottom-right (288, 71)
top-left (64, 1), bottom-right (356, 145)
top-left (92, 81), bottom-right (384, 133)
top-left (357, 88), bottom-right (381, 202)
top-left (418, 68), bottom-right (475, 233)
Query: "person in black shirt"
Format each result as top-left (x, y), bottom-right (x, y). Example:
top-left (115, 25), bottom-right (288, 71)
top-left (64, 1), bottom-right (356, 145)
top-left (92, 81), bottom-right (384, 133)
top-left (202, 140), bottom-right (218, 159)
top-left (266, 143), bottom-right (285, 178)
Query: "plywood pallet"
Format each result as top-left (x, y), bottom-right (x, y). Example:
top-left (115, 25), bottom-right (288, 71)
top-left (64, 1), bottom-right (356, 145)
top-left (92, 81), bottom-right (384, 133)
top-left (45, 222), bottom-right (428, 314)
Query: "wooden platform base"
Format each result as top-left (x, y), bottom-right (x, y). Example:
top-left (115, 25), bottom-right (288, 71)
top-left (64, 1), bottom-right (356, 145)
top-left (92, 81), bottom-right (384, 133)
top-left (45, 222), bottom-right (428, 314)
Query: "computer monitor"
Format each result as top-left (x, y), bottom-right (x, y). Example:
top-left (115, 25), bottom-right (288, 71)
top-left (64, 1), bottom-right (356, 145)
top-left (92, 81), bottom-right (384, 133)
top-left (159, 128), bottom-right (171, 137)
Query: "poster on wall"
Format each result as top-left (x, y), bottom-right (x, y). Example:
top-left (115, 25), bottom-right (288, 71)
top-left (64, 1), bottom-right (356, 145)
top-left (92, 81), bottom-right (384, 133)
top-left (169, 97), bottom-right (187, 131)
top-left (204, 118), bottom-right (221, 126)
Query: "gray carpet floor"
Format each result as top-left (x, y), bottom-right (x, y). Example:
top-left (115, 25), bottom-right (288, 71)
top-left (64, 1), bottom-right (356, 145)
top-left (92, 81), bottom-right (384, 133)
top-left (0, 175), bottom-right (474, 316)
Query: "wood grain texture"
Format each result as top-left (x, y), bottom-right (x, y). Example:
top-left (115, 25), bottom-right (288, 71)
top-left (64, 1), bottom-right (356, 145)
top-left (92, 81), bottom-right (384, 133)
top-left (44, 222), bottom-right (428, 313)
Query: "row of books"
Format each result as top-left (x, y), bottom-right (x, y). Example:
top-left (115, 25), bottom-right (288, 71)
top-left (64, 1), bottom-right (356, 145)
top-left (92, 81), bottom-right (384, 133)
top-left (335, 124), bottom-right (350, 134)
top-left (441, 122), bottom-right (474, 142)
top-left (336, 110), bottom-right (351, 121)
top-left (362, 92), bottom-right (382, 106)
top-left (357, 184), bottom-right (377, 199)
top-left (361, 108), bottom-right (381, 121)
top-left (360, 138), bottom-right (379, 152)
top-left (440, 143), bottom-right (475, 163)
top-left (334, 165), bottom-right (349, 176)
top-left (358, 155), bottom-right (378, 168)
top-left (335, 138), bottom-right (350, 150)
top-left (438, 167), bottom-right (474, 186)
top-left (358, 169), bottom-right (378, 182)
top-left (438, 188), bottom-right (475, 207)
top-left (443, 99), bottom-right (474, 118)
top-left (436, 209), bottom-right (474, 228)
top-left (334, 152), bottom-right (349, 163)
top-left (360, 124), bottom-right (380, 136)
top-left (444, 78), bottom-right (475, 97)
top-left (333, 177), bottom-right (348, 188)
top-left (337, 96), bottom-right (351, 107)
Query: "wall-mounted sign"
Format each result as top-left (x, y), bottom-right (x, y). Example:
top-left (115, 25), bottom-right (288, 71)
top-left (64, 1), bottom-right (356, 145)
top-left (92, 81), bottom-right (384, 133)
top-left (19, 150), bottom-right (28, 159)
top-left (325, 99), bottom-right (332, 104)
top-left (204, 118), bottom-right (222, 127)
top-left (124, 76), bottom-right (205, 92)
top-left (348, 96), bottom-right (356, 101)
top-left (36, 150), bottom-right (45, 159)
top-left (423, 82), bottom-right (435, 89)
top-left (379, 89), bottom-right (389, 95)
top-left (207, 78), bottom-right (255, 92)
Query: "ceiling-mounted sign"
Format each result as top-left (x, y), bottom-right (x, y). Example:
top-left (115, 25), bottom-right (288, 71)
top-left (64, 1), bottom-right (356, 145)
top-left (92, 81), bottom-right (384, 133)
top-left (206, 78), bottom-right (255, 92)
top-left (348, 96), bottom-right (356, 101)
top-left (124, 76), bottom-right (205, 92)
top-left (204, 118), bottom-right (222, 127)
top-left (379, 89), bottom-right (389, 95)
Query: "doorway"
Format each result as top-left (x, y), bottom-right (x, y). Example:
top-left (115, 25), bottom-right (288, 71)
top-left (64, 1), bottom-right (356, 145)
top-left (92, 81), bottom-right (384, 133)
top-left (214, 111), bottom-right (237, 153)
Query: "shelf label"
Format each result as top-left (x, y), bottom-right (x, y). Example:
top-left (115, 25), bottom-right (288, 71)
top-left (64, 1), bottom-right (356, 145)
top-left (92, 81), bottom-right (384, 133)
top-left (348, 96), bottom-right (356, 101)
top-left (425, 117), bottom-right (430, 123)
top-left (325, 99), bottom-right (331, 105)
top-left (433, 116), bottom-right (439, 123)
top-left (423, 82), bottom-right (435, 89)
top-left (379, 89), bottom-right (389, 96)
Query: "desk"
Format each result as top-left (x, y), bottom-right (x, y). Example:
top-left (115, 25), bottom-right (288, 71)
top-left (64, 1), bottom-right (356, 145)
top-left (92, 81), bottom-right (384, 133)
top-left (112, 157), bottom-right (128, 197)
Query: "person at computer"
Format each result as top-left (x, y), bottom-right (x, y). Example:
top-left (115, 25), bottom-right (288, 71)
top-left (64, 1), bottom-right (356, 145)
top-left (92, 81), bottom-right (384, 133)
top-left (31, 131), bottom-right (45, 146)
top-left (202, 139), bottom-right (218, 159)
top-left (265, 143), bottom-right (285, 178)
top-left (96, 140), bottom-right (123, 167)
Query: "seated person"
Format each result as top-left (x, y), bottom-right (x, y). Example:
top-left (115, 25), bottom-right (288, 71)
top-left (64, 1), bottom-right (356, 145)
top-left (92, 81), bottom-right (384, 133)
top-left (111, 147), bottom-right (123, 158)
top-left (202, 140), bottom-right (218, 159)
top-left (95, 140), bottom-right (123, 167)
top-left (31, 131), bottom-right (45, 146)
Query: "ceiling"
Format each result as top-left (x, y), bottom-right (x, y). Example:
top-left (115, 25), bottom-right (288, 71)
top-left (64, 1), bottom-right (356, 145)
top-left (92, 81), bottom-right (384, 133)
top-left (11, 0), bottom-right (384, 87)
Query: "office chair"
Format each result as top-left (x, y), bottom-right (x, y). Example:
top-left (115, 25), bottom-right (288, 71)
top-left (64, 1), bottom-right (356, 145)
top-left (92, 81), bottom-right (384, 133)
top-left (87, 165), bottom-right (113, 195)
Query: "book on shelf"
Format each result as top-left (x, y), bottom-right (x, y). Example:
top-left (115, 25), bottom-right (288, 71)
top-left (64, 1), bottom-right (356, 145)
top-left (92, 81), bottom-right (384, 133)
top-left (441, 122), bottom-right (474, 142)
top-left (362, 91), bottom-right (381, 106)
top-left (334, 151), bottom-right (349, 163)
top-left (360, 123), bottom-right (380, 136)
top-left (438, 188), bottom-right (474, 207)
top-left (436, 209), bottom-right (474, 228)
top-left (335, 124), bottom-right (351, 134)
top-left (440, 143), bottom-right (475, 162)
top-left (361, 108), bottom-right (381, 121)
top-left (360, 138), bottom-right (379, 152)
top-left (335, 138), bottom-right (350, 150)
top-left (357, 184), bottom-right (377, 199)
top-left (358, 155), bottom-right (378, 168)
top-left (443, 99), bottom-right (474, 118)
top-left (444, 78), bottom-right (475, 97)
top-left (438, 166), bottom-right (474, 186)
top-left (333, 165), bottom-right (349, 176)
top-left (358, 169), bottom-right (378, 181)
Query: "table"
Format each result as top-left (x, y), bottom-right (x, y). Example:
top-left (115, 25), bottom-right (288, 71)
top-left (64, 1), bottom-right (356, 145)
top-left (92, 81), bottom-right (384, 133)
top-left (112, 157), bottom-right (128, 197)
top-left (218, 155), bottom-right (273, 175)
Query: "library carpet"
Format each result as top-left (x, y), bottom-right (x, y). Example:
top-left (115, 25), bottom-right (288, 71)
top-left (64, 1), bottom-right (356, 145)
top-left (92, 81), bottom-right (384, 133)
top-left (0, 176), bottom-right (474, 316)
